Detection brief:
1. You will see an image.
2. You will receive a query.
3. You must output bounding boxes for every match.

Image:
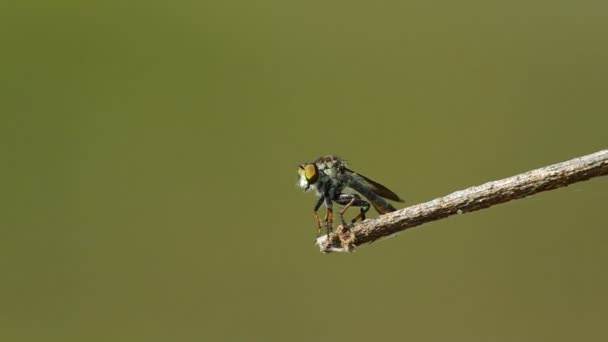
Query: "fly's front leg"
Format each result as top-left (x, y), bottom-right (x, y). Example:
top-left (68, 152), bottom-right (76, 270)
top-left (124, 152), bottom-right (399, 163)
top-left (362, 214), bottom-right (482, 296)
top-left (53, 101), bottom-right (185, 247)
top-left (313, 196), bottom-right (324, 237)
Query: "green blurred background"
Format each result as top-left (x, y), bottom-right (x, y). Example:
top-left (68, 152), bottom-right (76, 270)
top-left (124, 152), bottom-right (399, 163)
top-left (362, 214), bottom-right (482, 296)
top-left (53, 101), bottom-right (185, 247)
top-left (1, 1), bottom-right (607, 341)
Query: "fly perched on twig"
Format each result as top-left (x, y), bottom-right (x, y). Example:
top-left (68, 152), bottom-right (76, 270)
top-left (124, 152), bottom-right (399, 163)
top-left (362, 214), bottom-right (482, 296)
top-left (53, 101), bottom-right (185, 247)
top-left (297, 155), bottom-right (404, 238)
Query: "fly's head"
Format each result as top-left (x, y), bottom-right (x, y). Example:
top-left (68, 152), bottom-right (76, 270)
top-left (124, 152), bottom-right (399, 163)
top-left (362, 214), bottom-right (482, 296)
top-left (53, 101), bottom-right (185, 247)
top-left (297, 163), bottom-right (319, 192)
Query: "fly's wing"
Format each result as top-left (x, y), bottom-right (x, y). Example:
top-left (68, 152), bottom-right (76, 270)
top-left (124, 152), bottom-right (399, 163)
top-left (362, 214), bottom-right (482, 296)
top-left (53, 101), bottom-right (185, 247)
top-left (344, 168), bottom-right (404, 202)
top-left (343, 168), bottom-right (404, 214)
top-left (347, 178), bottom-right (398, 214)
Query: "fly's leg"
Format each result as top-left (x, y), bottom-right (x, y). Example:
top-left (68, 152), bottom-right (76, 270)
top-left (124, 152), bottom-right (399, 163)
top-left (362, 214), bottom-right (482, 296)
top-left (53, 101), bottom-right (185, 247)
top-left (350, 202), bottom-right (370, 223)
top-left (334, 193), bottom-right (370, 226)
top-left (313, 195), bottom-right (334, 238)
top-left (313, 196), bottom-right (324, 237)
top-left (336, 195), bottom-right (356, 226)
top-left (324, 208), bottom-right (333, 237)
top-left (323, 195), bottom-right (333, 237)
top-left (314, 212), bottom-right (322, 237)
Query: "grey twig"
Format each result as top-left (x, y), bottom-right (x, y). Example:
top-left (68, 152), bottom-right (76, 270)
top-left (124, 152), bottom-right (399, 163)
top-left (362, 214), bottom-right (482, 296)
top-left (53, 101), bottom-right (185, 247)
top-left (317, 149), bottom-right (608, 253)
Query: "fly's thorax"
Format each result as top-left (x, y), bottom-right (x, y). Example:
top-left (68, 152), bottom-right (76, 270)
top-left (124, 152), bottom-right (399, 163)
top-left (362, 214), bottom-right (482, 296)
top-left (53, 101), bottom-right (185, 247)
top-left (315, 156), bottom-right (344, 176)
top-left (316, 173), bottom-right (345, 199)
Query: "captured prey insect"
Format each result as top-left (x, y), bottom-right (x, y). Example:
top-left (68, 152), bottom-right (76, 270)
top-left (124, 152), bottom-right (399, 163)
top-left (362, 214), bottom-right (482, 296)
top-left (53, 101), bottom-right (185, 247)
top-left (297, 155), bottom-right (404, 238)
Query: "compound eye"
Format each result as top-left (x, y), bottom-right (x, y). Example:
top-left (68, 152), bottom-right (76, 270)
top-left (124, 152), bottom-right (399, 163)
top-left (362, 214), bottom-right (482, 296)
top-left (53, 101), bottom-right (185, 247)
top-left (303, 164), bottom-right (318, 184)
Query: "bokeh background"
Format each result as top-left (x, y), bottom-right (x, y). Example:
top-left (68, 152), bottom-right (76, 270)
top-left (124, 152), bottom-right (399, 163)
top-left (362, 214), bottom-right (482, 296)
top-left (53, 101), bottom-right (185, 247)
top-left (1, 1), bottom-right (607, 341)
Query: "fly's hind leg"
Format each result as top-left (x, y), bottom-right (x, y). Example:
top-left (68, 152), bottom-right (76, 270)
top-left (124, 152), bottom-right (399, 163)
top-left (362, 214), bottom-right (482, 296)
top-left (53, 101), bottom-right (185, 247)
top-left (334, 193), bottom-right (370, 226)
top-left (323, 195), bottom-right (334, 237)
top-left (351, 202), bottom-right (370, 223)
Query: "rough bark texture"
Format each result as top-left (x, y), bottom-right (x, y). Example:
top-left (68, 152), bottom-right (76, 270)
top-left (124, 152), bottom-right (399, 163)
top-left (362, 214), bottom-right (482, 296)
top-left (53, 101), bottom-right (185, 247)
top-left (317, 150), bottom-right (608, 253)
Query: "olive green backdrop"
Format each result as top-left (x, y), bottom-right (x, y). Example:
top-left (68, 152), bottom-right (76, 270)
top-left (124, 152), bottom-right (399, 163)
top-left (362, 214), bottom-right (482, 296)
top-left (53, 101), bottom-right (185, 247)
top-left (1, 1), bottom-right (607, 341)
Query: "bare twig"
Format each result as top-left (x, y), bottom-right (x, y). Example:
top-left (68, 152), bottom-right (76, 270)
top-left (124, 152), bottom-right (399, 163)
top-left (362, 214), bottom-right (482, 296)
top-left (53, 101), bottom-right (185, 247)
top-left (317, 149), bottom-right (608, 253)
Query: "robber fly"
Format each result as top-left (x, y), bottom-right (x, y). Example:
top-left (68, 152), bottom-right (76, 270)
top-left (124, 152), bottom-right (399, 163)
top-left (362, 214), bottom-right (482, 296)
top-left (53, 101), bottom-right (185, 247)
top-left (297, 155), bottom-right (404, 237)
